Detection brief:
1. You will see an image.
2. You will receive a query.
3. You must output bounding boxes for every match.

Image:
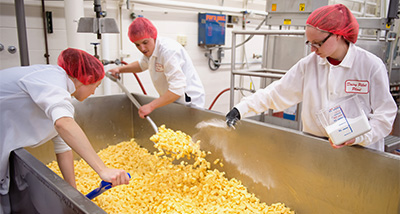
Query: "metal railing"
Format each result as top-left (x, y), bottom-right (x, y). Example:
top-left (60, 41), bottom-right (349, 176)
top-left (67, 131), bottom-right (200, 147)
top-left (230, 30), bottom-right (307, 130)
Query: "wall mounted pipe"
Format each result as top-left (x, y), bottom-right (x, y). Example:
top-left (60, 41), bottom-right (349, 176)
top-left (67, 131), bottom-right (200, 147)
top-left (102, 33), bottom-right (112, 95)
top-left (41, 0), bottom-right (50, 64)
top-left (14, 0), bottom-right (29, 66)
top-left (130, 0), bottom-right (268, 16)
top-left (64, 0), bottom-right (86, 49)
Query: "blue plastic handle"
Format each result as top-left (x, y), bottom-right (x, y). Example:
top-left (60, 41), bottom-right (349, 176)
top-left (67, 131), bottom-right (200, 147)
top-left (86, 173), bottom-right (131, 200)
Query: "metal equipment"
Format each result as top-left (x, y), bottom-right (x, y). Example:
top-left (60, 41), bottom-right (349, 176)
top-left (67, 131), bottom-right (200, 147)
top-left (77, 0), bottom-right (119, 39)
top-left (105, 72), bottom-right (158, 135)
top-left (228, 0), bottom-right (400, 149)
top-left (265, 0), bottom-right (328, 26)
top-left (8, 94), bottom-right (400, 213)
top-left (229, 29), bottom-right (307, 131)
top-left (198, 13), bottom-right (226, 46)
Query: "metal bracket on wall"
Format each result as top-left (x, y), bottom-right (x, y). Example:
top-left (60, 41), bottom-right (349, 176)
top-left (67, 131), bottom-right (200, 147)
top-left (8, 46), bottom-right (17, 54)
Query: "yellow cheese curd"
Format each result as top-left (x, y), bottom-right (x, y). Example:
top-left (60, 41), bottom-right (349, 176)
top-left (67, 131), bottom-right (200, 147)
top-left (47, 125), bottom-right (294, 214)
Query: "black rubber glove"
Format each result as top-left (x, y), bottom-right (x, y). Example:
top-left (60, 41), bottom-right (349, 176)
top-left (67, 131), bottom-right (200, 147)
top-left (226, 107), bottom-right (241, 127)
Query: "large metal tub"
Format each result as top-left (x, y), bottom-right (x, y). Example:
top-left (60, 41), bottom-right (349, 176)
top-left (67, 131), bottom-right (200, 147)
top-left (10, 94), bottom-right (400, 214)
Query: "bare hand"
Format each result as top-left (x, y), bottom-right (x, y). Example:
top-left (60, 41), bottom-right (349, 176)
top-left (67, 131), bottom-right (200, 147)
top-left (138, 104), bottom-right (154, 119)
top-left (108, 67), bottom-right (121, 79)
top-left (98, 168), bottom-right (130, 187)
top-left (329, 138), bottom-right (356, 149)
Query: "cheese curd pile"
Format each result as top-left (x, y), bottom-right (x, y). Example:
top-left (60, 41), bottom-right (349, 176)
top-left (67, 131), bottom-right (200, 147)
top-left (47, 125), bottom-right (294, 214)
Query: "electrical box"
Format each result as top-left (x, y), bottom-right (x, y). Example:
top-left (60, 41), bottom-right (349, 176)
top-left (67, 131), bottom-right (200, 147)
top-left (265, 0), bottom-right (328, 26)
top-left (198, 13), bottom-right (226, 46)
top-left (266, 0), bottom-right (328, 13)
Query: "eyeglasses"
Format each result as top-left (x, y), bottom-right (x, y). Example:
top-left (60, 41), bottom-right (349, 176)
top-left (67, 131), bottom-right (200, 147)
top-left (305, 33), bottom-right (333, 49)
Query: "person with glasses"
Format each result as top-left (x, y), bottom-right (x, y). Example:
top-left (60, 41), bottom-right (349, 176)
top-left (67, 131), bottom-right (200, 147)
top-left (226, 4), bottom-right (397, 151)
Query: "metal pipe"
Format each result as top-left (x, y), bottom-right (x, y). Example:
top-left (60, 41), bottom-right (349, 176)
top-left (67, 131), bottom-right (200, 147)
top-left (105, 72), bottom-right (159, 135)
top-left (64, 0), bottom-right (85, 49)
top-left (232, 29), bottom-right (305, 36)
top-left (102, 34), bottom-right (112, 95)
top-left (242, 68), bottom-right (287, 74)
top-left (234, 68), bottom-right (287, 74)
top-left (213, 61), bottom-right (261, 66)
top-left (94, 0), bottom-right (102, 39)
top-left (230, 31), bottom-right (237, 110)
top-left (387, 34), bottom-right (397, 81)
top-left (118, 2), bottom-right (124, 59)
top-left (41, 0), bottom-right (50, 64)
top-left (14, 0), bottom-right (29, 66)
top-left (232, 71), bottom-right (284, 79)
top-left (130, 0), bottom-right (268, 16)
top-left (229, 29), bottom-right (307, 131)
top-left (230, 30), bottom-right (306, 109)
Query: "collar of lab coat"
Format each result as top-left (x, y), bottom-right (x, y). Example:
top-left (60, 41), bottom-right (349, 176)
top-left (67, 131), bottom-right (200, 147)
top-left (67, 76), bottom-right (76, 94)
top-left (57, 65), bottom-right (77, 94)
top-left (150, 37), bottom-right (161, 60)
top-left (317, 42), bottom-right (355, 69)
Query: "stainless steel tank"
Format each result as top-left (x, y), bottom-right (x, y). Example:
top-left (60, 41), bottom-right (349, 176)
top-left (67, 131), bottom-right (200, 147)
top-left (9, 94), bottom-right (400, 213)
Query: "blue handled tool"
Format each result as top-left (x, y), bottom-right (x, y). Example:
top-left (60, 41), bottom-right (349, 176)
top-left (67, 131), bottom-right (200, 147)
top-left (86, 173), bottom-right (131, 200)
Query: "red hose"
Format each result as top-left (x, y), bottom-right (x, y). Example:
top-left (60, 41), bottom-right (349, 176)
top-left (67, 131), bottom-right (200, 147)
top-left (209, 88), bottom-right (230, 110)
top-left (121, 60), bottom-right (147, 95)
top-left (133, 73), bottom-right (147, 95)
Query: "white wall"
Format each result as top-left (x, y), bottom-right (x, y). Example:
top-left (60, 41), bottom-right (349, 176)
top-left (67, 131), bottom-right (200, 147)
top-left (0, 0), bottom-right (270, 114)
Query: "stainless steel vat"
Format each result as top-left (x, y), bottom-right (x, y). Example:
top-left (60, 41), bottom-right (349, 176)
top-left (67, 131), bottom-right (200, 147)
top-left (10, 94), bottom-right (400, 214)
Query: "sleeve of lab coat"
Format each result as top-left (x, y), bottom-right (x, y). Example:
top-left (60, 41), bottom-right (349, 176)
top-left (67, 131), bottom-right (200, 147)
top-left (235, 59), bottom-right (305, 117)
top-left (18, 69), bottom-right (75, 124)
top-left (161, 50), bottom-right (186, 96)
top-left (52, 135), bottom-right (72, 154)
top-left (355, 63), bottom-right (398, 147)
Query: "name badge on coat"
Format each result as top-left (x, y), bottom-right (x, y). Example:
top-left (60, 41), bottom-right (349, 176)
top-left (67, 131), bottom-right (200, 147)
top-left (155, 63), bottom-right (164, 72)
top-left (345, 80), bottom-right (369, 94)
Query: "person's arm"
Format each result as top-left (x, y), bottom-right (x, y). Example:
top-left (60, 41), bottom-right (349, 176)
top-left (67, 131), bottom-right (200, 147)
top-left (108, 61), bottom-right (142, 78)
top-left (56, 150), bottom-right (77, 188)
top-left (234, 59), bottom-right (305, 118)
top-left (353, 64), bottom-right (397, 147)
top-left (54, 117), bottom-right (130, 186)
top-left (138, 90), bottom-right (180, 118)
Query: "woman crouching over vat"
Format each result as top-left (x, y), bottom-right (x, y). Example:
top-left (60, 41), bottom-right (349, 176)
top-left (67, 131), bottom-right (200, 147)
top-left (0, 48), bottom-right (130, 213)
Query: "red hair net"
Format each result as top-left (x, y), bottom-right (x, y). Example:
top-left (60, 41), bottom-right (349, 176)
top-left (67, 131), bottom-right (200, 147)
top-left (128, 17), bottom-right (157, 43)
top-left (306, 4), bottom-right (359, 43)
top-left (57, 48), bottom-right (104, 85)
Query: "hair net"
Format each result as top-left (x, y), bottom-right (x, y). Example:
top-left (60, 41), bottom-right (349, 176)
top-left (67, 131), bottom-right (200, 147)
top-left (128, 17), bottom-right (157, 43)
top-left (57, 48), bottom-right (104, 85)
top-left (306, 4), bottom-right (359, 43)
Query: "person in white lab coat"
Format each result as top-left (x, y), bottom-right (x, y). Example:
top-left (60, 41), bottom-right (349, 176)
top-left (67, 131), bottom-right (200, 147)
top-left (226, 4), bottom-right (397, 151)
top-left (0, 48), bottom-right (130, 213)
top-left (108, 17), bottom-right (205, 119)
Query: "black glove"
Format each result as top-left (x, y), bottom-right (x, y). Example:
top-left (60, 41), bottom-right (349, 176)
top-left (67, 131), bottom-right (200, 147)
top-left (226, 107), bottom-right (241, 127)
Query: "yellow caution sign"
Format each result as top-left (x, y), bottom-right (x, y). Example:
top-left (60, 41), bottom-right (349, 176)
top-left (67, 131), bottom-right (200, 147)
top-left (272, 4), bottom-right (277, 11)
top-left (299, 3), bottom-right (305, 11)
top-left (284, 19), bottom-right (292, 25)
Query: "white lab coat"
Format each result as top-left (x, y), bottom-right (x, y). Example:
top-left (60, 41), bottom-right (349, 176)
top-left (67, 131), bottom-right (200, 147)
top-left (235, 43), bottom-right (397, 151)
top-left (139, 37), bottom-right (205, 108)
top-left (0, 65), bottom-right (73, 195)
